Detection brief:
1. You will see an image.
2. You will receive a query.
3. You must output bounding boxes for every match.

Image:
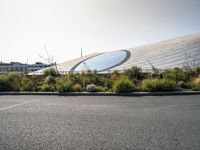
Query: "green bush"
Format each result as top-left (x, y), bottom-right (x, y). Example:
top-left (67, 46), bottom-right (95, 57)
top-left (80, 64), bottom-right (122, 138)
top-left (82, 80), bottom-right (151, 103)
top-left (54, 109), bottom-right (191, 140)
top-left (7, 72), bottom-right (21, 91)
top-left (79, 72), bottom-right (90, 88)
top-left (141, 79), bottom-right (176, 92)
top-left (73, 84), bottom-right (82, 92)
top-left (56, 79), bottom-right (73, 92)
top-left (196, 67), bottom-right (200, 75)
top-left (67, 73), bottom-right (80, 84)
top-left (183, 66), bottom-right (198, 80)
top-left (0, 75), bottom-right (12, 91)
top-left (191, 76), bottom-right (200, 90)
top-left (113, 78), bottom-right (134, 93)
top-left (103, 70), bottom-right (121, 89)
top-left (104, 78), bottom-right (113, 89)
top-left (148, 65), bottom-right (160, 79)
top-left (21, 76), bottom-right (35, 91)
top-left (124, 66), bottom-right (143, 80)
top-left (86, 84), bottom-right (96, 92)
top-left (160, 68), bottom-right (186, 81)
top-left (45, 75), bottom-right (56, 84)
top-left (29, 75), bottom-right (42, 91)
top-left (0, 73), bottom-right (21, 91)
top-left (110, 70), bottom-right (120, 81)
top-left (89, 71), bottom-right (104, 86)
top-left (43, 68), bottom-right (57, 77)
top-left (40, 83), bottom-right (54, 92)
top-left (96, 86), bottom-right (107, 92)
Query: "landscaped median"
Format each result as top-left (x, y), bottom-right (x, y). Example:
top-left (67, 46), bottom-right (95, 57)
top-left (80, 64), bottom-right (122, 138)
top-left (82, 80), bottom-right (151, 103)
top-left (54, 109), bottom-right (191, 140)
top-left (0, 66), bottom-right (200, 95)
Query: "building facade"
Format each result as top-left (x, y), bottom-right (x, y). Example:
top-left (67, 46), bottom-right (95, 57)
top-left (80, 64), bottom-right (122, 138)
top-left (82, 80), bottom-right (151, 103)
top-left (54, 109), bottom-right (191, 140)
top-left (0, 62), bottom-right (28, 73)
top-left (0, 62), bottom-right (52, 74)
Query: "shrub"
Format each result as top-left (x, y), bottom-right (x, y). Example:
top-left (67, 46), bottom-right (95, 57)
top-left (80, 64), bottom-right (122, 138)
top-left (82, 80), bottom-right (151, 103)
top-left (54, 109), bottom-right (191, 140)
top-left (7, 72), bottom-right (21, 91)
top-left (89, 71), bottom-right (104, 85)
top-left (86, 84), bottom-right (96, 92)
top-left (40, 83), bottom-right (54, 92)
top-left (160, 68), bottom-right (186, 81)
top-left (177, 81), bottom-right (187, 88)
top-left (149, 72), bottom-right (160, 79)
top-left (196, 67), bottom-right (200, 75)
top-left (28, 75), bottom-right (42, 91)
top-left (124, 66), bottom-right (143, 80)
top-left (56, 79), bottom-right (73, 92)
top-left (0, 75), bottom-right (12, 91)
top-left (43, 68), bottom-right (57, 77)
top-left (104, 70), bottom-right (121, 89)
top-left (141, 79), bottom-right (176, 92)
top-left (96, 86), bottom-right (107, 92)
top-left (113, 78), bottom-right (134, 93)
top-left (191, 76), bottom-right (200, 90)
top-left (149, 65), bottom-right (160, 79)
top-left (21, 76), bottom-right (35, 91)
top-left (183, 66), bottom-right (198, 80)
top-left (110, 70), bottom-right (120, 81)
top-left (104, 78), bottom-right (113, 89)
top-left (79, 72), bottom-right (90, 88)
top-left (68, 73), bottom-right (79, 84)
top-left (45, 75), bottom-right (56, 84)
top-left (73, 84), bottom-right (82, 92)
top-left (0, 73), bottom-right (22, 91)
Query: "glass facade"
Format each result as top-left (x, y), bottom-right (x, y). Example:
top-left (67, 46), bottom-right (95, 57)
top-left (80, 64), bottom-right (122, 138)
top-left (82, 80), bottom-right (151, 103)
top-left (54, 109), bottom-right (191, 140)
top-left (72, 50), bottom-right (129, 72)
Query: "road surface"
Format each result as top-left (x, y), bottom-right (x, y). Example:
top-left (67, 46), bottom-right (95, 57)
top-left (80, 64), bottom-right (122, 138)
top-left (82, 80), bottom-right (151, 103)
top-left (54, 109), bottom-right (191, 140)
top-left (0, 95), bottom-right (200, 150)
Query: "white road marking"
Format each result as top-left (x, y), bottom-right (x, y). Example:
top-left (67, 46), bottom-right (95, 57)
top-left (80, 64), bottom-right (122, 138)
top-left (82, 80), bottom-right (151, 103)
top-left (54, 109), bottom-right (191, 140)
top-left (0, 100), bottom-right (35, 111)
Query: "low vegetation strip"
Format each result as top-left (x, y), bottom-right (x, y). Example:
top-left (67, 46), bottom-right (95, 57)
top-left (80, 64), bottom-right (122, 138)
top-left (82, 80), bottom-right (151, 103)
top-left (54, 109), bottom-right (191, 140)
top-left (0, 66), bottom-right (200, 93)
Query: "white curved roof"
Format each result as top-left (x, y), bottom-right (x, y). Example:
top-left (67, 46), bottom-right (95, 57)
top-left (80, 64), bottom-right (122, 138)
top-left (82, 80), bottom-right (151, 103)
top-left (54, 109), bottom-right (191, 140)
top-left (111, 32), bottom-right (200, 71)
top-left (31, 32), bottom-right (200, 74)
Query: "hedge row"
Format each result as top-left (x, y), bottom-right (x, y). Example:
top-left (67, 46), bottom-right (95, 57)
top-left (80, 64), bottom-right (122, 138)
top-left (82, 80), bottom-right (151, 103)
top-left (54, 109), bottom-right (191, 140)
top-left (0, 66), bottom-right (200, 93)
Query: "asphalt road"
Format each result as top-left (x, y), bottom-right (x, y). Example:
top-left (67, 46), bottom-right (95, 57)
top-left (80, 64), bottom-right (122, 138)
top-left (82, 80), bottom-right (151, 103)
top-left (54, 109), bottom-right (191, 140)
top-left (0, 95), bottom-right (200, 150)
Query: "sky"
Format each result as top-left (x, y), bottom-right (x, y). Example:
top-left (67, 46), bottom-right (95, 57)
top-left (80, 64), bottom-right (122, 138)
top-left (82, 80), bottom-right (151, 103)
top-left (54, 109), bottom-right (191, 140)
top-left (0, 0), bottom-right (200, 64)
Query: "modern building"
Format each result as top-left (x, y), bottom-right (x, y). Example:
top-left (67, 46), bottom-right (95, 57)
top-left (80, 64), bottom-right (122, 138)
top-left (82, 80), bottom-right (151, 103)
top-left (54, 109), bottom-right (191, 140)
top-left (34, 32), bottom-right (200, 74)
top-left (0, 62), bottom-right (52, 74)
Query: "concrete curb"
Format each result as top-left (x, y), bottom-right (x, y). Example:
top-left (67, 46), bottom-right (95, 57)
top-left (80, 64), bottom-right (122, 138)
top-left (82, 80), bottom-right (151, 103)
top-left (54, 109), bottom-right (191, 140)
top-left (0, 91), bottom-right (200, 96)
top-left (0, 92), bottom-right (59, 96)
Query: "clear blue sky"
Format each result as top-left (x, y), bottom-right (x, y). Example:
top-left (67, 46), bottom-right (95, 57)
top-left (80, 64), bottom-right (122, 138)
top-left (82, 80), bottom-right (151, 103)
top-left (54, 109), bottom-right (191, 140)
top-left (0, 0), bottom-right (200, 64)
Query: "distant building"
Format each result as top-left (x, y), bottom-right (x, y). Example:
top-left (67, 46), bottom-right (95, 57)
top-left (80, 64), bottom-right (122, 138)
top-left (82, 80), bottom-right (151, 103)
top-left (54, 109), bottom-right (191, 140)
top-left (0, 62), bottom-right (53, 74)
top-left (0, 62), bottom-right (28, 73)
top-left (28, 62), bottom-right (53, 72)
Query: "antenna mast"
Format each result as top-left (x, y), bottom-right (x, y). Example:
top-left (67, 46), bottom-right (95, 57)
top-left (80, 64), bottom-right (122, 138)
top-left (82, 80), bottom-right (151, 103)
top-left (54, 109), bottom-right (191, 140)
top-left (81, 48), bottom-right (83, 58)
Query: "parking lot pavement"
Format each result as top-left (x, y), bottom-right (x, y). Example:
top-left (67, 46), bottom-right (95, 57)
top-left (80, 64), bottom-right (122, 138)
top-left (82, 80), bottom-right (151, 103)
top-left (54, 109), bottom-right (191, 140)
top-left (0, 95), bottom-right (200, 150)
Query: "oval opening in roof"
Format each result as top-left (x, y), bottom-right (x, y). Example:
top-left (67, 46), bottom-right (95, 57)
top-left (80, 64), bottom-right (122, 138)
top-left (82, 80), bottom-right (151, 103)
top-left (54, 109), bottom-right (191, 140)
top-left (71, 50), bottom-right (130, 72)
